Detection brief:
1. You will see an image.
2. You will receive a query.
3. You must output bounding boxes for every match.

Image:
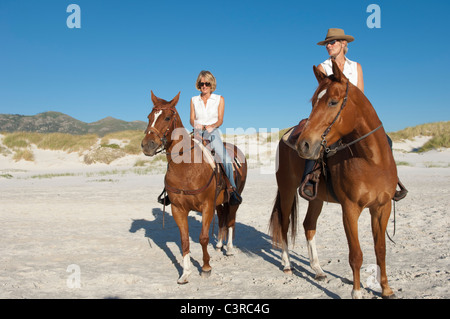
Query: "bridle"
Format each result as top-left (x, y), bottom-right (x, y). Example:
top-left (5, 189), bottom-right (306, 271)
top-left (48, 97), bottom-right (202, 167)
top-left (318, 80), bottom-right (383, 157)
top-left (319, 79), bottom-right (349, 154)
top-left (146, 106), bottom-right (178, 154)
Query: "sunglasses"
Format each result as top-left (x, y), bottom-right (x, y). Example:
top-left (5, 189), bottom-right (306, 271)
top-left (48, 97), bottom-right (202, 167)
top-left (326, 40), bottom-right (340, 46)
top-left (198, 82), bottom-right (211, 88)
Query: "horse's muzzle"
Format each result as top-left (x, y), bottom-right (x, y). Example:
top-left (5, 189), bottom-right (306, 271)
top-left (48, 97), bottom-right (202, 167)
top-left (141, 139), bottom-right (160, 156)
top-left (296, 138), bottom-right (322, 160)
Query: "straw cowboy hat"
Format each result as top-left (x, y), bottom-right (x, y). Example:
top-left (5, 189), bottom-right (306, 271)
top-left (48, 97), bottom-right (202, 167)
top-left (317, 28), bottom-right (355, 45)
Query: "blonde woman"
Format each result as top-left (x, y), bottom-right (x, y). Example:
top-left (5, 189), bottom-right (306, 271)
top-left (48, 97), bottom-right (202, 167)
top-left (190, 70), bottom-right (242, 205)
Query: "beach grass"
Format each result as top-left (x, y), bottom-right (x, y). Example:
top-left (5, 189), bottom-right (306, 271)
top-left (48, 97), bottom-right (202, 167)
top-left (388, 121), bottom-right (450, 152)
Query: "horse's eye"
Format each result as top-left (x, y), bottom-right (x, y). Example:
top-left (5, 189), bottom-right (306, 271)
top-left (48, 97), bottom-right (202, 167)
top-left (328, 99), bottom-right (339, 107)
top-left (164, 117), bottom-right (171, 121)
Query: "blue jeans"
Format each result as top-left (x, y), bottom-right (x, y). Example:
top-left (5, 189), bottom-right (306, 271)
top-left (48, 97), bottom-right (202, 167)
top-left (197, 128), bottom-right (237, 189)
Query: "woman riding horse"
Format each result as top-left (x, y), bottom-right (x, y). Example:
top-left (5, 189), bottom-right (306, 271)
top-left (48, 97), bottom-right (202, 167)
top-left (191, 70), bottom-right (242, 205)
top-left (301, 28), bottom-right (407, 201)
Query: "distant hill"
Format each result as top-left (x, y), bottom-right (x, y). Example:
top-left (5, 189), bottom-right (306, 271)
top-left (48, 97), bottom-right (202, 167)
top-left (0, 111), bottom-right (147, 136)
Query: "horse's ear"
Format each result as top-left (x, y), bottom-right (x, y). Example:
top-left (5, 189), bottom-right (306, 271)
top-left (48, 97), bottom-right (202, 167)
top-left (170, 91), bottom-right (181, 107)
top-left (151, 90), bottom-right (159, 106)
top-left (313, 65), bottom-right (326, 83)
top-left (331, 59), bottom-right (343, 82)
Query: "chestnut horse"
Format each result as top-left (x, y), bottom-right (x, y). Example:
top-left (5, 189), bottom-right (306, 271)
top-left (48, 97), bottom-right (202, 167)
top-left (269, 60), bottom-right (397, 299)
top-left (141, 91), bottom-right (247, 284)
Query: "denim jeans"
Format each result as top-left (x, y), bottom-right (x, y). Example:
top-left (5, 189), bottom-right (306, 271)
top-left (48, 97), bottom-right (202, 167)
top-left (196, 128), bottom-right (237, 189)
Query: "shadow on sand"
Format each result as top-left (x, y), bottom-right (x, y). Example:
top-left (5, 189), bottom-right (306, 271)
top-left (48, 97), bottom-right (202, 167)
top-left (129, 207), bottom-right (346, 298)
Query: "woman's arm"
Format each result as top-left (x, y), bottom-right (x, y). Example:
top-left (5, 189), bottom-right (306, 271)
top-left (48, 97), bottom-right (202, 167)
top-left (206, 96), bottom-right (225, 132)
top-left (190, 98), bottom-right (203, 129)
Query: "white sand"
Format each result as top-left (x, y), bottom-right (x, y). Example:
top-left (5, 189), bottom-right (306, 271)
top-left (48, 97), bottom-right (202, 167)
top-left (0, 135), bottom-right (448, 299)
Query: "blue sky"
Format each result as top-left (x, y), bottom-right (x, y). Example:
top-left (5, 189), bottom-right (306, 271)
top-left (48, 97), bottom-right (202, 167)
top-left (0, 0), bottom-right (448, 133)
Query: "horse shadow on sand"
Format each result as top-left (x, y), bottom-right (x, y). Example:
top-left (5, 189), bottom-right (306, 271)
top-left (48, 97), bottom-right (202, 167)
top-left (129, 207), bottom-right (346, 298)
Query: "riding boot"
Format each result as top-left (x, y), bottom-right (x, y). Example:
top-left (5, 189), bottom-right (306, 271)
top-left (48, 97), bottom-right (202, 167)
top-left (301, 159), bottom-right (316, 197)
top-left (229, 188), bottom-right (242, 206)
top-left (393, 180), bottom-right (408, 201)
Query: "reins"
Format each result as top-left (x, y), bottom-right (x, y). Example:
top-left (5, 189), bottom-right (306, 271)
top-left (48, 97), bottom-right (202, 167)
top-left (317, 80), bottom-right (383, 158)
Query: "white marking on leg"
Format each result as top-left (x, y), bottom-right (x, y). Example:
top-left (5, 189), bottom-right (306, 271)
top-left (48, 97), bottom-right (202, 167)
top-left (226, 227), bottom-right (234, 255)
top-left (307, 237), bottom-right (326, 280)
top-left (352, 289), bottom-right (362, 299)
top-left (151, 110), bottom-right (162, 128)
top-left (177, 253), bottom-right (192, 284)
top-left (281, 246), bottom-right (292, 274)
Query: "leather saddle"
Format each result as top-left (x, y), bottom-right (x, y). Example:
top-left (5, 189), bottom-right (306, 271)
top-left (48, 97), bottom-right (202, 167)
top-left (282, 119), bottom-right (408, 202)
top-left (194, 135), bottom-right (245, 199)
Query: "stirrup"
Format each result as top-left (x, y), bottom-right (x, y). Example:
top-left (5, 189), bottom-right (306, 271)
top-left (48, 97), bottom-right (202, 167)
top-left (157, 188), bottom-right (171, 206)
top-left (393, 181), bottom-right (408, 201)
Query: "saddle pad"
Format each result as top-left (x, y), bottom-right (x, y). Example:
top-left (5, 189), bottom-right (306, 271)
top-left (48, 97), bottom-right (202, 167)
top-left (192, 138), bottom-right (243, 173)
top-left (192, 138), bottom-right (216, 170)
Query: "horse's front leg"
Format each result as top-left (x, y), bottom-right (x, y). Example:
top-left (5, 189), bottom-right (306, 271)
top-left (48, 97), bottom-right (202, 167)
top-left (342, 203), bottom-right (364, 299)
top-left (200, 201), bottom-right (215, 277)
top-left (303, 199), bottom-right (326, 281)
top-left (172, 205), bottom-right (192, 284)
top-left (370, 202), bottom-right (396, 299)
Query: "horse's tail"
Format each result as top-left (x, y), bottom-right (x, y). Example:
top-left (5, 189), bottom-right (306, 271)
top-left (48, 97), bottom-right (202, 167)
top-left (268, 190), bottom-right (298, 249)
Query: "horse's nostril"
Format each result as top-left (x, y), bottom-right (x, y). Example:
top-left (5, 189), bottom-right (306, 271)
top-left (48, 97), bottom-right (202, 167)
top-left (302, 141), bottom-right (310, 152)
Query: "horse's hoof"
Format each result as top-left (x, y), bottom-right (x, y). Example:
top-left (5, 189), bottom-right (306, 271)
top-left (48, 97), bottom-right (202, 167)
top-left (201, 270), bottom-right (212, 278)
top-left (315, 274), bottom-right (327, 281)
top-left (283, 268), bottom-right (293, 275)
top-left (382, 293), bottom-right (397, 299)
top-left (226, 248), bottom-right (235, 256)
top-left (177, 273), bottom-right (190, 285)
top-left (177, 278), bottom-right (189, 285)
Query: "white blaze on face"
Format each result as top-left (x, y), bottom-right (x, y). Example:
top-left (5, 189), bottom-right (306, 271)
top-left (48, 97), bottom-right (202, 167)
top-left (318, 89), bottom-right (327, 101)
top-left (151, 110), bottom-right (162, 128)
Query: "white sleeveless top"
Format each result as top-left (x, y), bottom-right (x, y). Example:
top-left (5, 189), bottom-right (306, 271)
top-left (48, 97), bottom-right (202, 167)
top-left (192, 94), bottom-right (221, 126)
top-left (321, 57), bottom-right (358, 86)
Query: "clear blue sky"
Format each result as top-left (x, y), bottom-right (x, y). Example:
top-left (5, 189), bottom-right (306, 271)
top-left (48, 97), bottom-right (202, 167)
top-left (1, 0), bottom-right (448, 133)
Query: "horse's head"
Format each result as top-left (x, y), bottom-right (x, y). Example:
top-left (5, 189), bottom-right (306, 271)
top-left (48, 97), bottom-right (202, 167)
top-left (296, 59), bottom-right (355, 160)
top-left (141, 91), bottom-right (181, 156)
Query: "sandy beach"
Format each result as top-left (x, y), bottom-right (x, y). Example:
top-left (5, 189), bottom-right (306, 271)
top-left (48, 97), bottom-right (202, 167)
top-left (0, 135), bottom-right (448, 299)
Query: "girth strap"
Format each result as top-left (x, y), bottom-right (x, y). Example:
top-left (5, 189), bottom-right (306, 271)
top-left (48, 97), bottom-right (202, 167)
top-left (164, 169), bottom-right (216, 195)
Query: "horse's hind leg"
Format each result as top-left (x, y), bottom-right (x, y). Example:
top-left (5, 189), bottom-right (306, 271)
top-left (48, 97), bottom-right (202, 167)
top-left (216, 204), bottom-right (226, 252)
top-left (303, 199), bottom-right (326, 281)
top-left (370, 203), bottom-right (396, 299)
top-left (172, 206), bottom-right (192, 284)
top-left (278, 188), bottom-right (297, 274)
top-left (224, 203), bottom-right (238, 256)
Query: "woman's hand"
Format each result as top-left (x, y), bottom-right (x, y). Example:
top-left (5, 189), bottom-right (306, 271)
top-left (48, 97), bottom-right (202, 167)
top-left (205, 125), bottom-right (216, 133)
top-left (194, 123), bottom-right (204, 130)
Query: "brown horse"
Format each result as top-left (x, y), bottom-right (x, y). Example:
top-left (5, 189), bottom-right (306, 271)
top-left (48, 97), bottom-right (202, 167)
top-left (269, 59), bottom-right (397, 299)
top-left (141, 91), bottom-right (247, 284)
